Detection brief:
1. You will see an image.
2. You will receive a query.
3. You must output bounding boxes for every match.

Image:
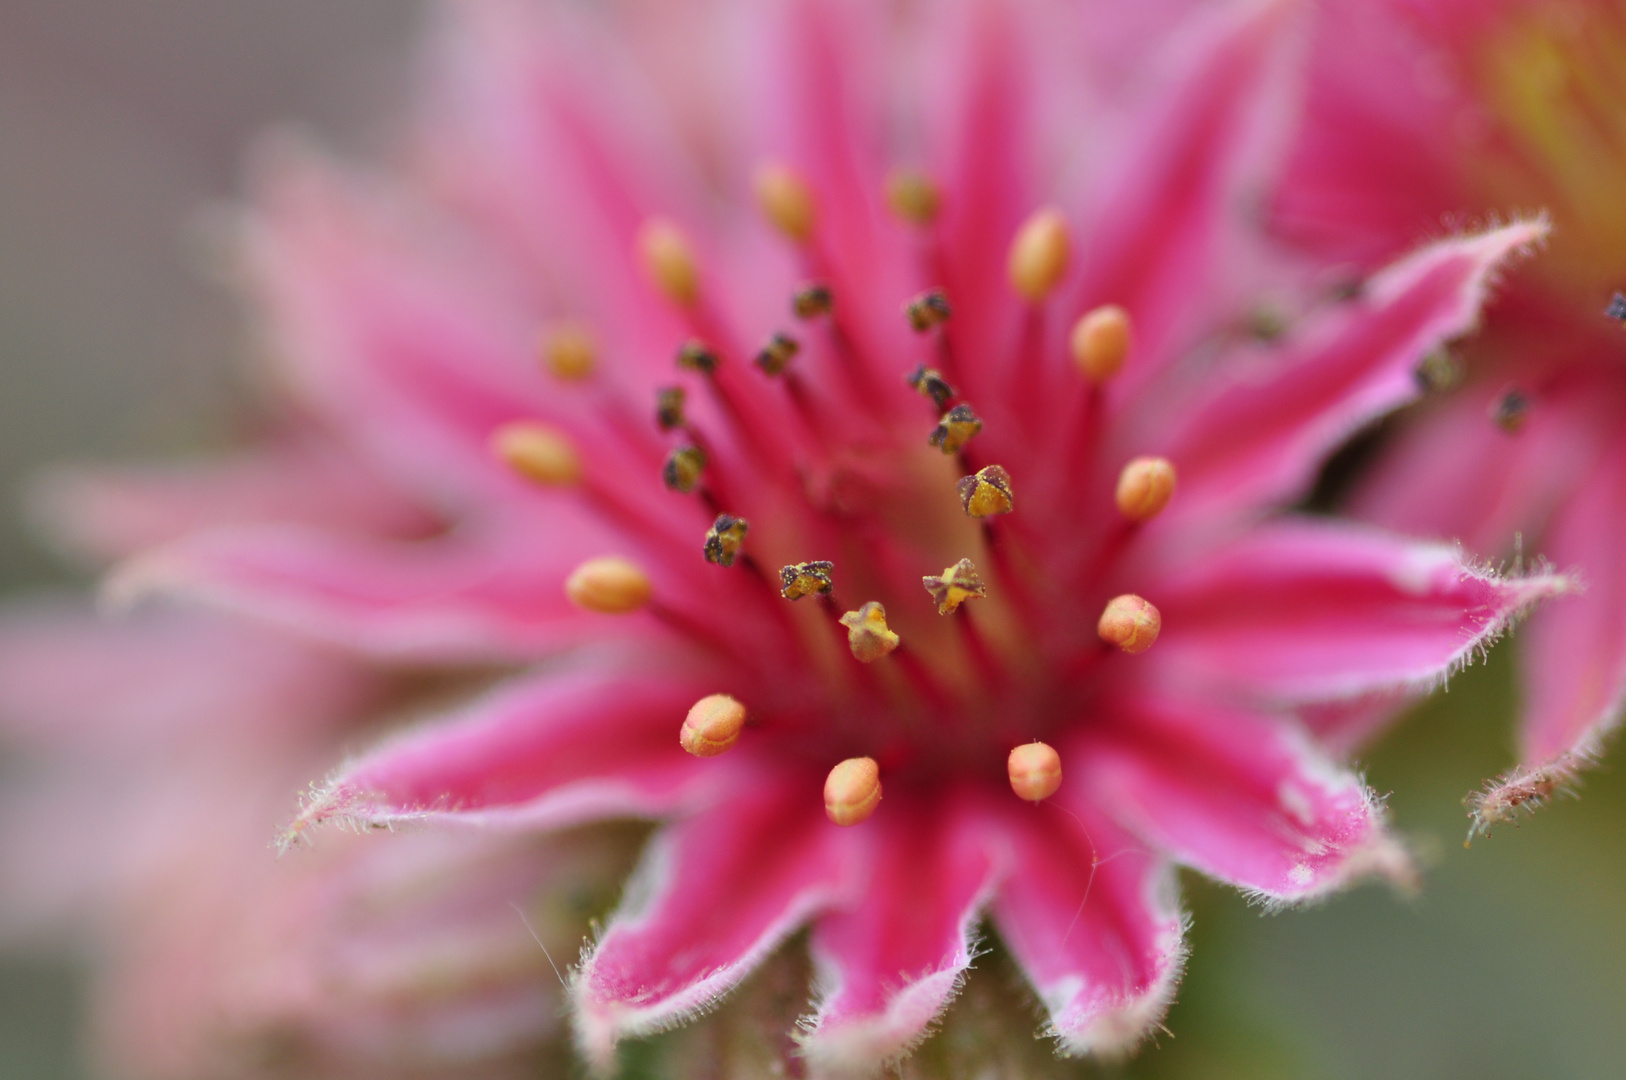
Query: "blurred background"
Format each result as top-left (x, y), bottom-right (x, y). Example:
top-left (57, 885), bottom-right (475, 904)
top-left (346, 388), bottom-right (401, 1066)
top-left (0, 3), bottom-right (1622, 1078)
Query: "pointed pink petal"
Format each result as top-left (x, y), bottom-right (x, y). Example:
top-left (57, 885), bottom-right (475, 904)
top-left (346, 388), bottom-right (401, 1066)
top-left (1161, 221), bottom-right (1548, 518)
top-left (1146, 519), bottom-right (1574, 701)
top-left (571, 784), bottom-right (855, 1068)
top-left (289, 665), bottom-right (720, 843)
top-left (798, 792), bottom-right (1001, 1070)
top-left (1074, 694), bottom-right (1407, 904)
top-left (986, 801), bottom-right (1185, 1057)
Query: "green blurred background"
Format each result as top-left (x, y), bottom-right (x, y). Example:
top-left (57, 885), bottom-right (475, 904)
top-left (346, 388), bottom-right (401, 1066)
top-left (1, 3), bottom-right (1622, 1077)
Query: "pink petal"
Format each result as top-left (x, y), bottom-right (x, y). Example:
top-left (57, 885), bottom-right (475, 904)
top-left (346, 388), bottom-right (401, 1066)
top-left (986, 801), bottom-right (1186, 1057)
top-left (798, 791), bottom-right (1001, 1070)
top-left (1074, 693), bottom-right (1408, 904)
top-left (1160, 221), bottom-right (1548, 519)
top-left (288, 665), bottom-right (721, 842)
top-left (571, 782), bottom-right (855, 1068)
top-left (1145, 518), bottom-right (1574, 701)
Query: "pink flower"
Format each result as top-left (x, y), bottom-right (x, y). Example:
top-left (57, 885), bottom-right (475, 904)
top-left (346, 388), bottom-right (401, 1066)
top-left (2, 0), bottom-right (1574, 1073)
top-left (1277, 0), bottom-right (1626, 835)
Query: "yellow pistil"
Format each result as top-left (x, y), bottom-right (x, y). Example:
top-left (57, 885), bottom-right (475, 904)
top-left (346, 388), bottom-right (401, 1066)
top-left (1115, 457), bottom-right (1177, 522)
top-left (565, 556), bottom-right (653, 614)
top-left (702, 514), bottom-right (750, 567)
top-left (489, 421), bottom-right (582, 487)
top-left (839, 601), bottom-right (900, 663)
top-left (885, 170), bottom-right (942, 225)
top-left (1007, 741), bottom-right (1062, 803)
top-left (958, 464), bottom-right (1015, 518)
top-left (1069, 304), bottom-right (1132, 383)
top-left (755, 332), bottom-right (801, 376)
top-left (662, 446), bottom-right (707, 494)
top-left (929, 404), bottom-right (983, 455)
top-left (1007, 207), bottom-right (1071, 302)
top-left (679, 693), bottom-right (747, 757)
top-left (637, 217), bottom-right (700, 307)
top-left (824, 756), bottom-right (882, 825)
top-left (1098, 594), bottom-right (1161, 654)
top-left (538, 322), bottom-right (598, 381)
top-left (922, 558), bottom-right (986, 615)
top-left (754, 162), bottom-right (817, 242)
top-left (779, 561), bottom-right (834, 601)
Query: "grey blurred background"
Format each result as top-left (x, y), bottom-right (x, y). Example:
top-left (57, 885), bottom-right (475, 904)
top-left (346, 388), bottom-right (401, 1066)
top-left (0, 4), bottom-right (1622, 1079)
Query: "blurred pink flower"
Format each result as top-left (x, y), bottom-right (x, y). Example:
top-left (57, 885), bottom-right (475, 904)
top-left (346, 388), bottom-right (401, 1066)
top-left (1278, 0), bottom-right (1626, 834)
top-left (0, 0), bottom-right (1576, 1074)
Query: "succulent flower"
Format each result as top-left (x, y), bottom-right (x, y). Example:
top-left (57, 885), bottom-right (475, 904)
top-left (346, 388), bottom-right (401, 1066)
top-left (0, 0), bottom-right (1578, 1075)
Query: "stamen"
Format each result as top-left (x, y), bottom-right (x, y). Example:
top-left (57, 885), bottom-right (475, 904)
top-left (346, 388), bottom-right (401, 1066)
top-left (1608, 291), bottom-right (1626, 322)
top-left (885, 170), bottom-right (942, 225)
top-left (1069, 305), bottom-right (1132, 383)
top-left (1007, 741), bottom-right (1062, 803)
top-left (1413, 348), bottom-right (1464, 392)
top-left (655, 386), bottom-right (688, 431)
top-left (1490, 387), bottom-right (1530, 433)
top-left (958, 465), bottom-right (1015, 518)
top-left (929, 404), bottom-right (983, 455)
top-left (662, 445), bottom-right (708, 494)
top-left (1007, 208), bottom-right (1071, 302)
top-left (903, 289), bottom-right (952, 332)
top-left (824, 756), bottom-right (882, 826)
top-left (906, 365), bottom-right (956, 410)
top-left (1115, 457), bottom-right (1177, 521)
top-left (780, 561), bottom-right (835, 601)
top-left (754, 163), bottom-right (817, 243)
top-left (676, 338), bottom-right (720, 375)
top-left (792, 282), bottom-right (834, 319)
top-left (636, 218), bottom-right (700, 307)
top-left (754, 332), bottom-right (801, 376)
top-left (922, 558), bottom-right (986, 615)
top-left (679, 693), bottom-right (747, 757)
top-left (489, 421), bottom-right (582, 487)
top-left (538, 322), bottom-right (598, 381)
top-left (703, 514), bottom-right (750, 567)
top-left (1098, 594), bottom-right (1160, 653)
top-left (565, 556), bottom-right (653, 614)
top-left (838, 602), bottom-right (900, 663)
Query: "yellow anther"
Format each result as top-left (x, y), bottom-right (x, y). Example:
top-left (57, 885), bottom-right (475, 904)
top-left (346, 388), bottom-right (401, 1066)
top-left (839, 601), bottom-right (900, 663)
top-left (780, 561), bottom-right (835, 601)
top-left (1007, 741), bottom-right (1062, 803)
top-left (824, 756), bottom-right (882, 826)
top-left (565, 556), bottom-right (653, 614)
top-left (490, 421), bottom-right (582, 487)
top-left (637, 217), bottom-right (700, 307)
top-left (676, 339), bottom-right (719, 375)
top-left (655, 386), bottom-right (687, 431)
top-left (929, 404), bottom-right (983, 455)
top-left (754, 162), bottom-right (817, 243)
top-left (1007, 207), bottom-right (1072, 302)
top-left (538, 322), bottom-right (599, 381)
top-left (1115, 457), bottom-right (1177, 522)
top-left (1413, 348), bottom-right (1464, 392)
top-left (903, 289), bottom-right (953, 332)
top-left (1069, 304), bottom-right (1131, 383)
top-left (922, 558), bottom-right (986, 615)
top-left (662, 445), bottom-right (708, 494)
top-left (958, 464), bottom-right (1015, 519)
top-left (1098, 594), bottom-right (1161, 654)
top-left (906, 365), bottom-right (956, 410)
top-left (1490, 387), bottom-right (1531, 433)
top-left (792, 282), bottom-right (834, 319)
top-left (885, 170), bottom-right (942, 225)
top-left (755, 332), bottom-right (801, 376)
top-left (679, 693), bottom-right (747, 757)
top-left (703, 514), bottom-right (749, 568)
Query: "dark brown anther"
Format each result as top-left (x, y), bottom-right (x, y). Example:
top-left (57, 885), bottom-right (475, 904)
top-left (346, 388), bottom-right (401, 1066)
top-left (1608, 291), bottom-right (1626, 322)
top-left (703, 514), bottom-right (750, 567)
top-left (792, 282), bottom-right (834, 319)
top-left (662, 445), bottom-right (708, 493)
top-left (905, 364), bottom-right (956, 410)
top-left (779, 560), bottom-right (835, 600)
top-left (958, 464), bottom-right (1014, 518)
top-left (1490, 387), bottom-right (1530, 433)
top-left (755, 332), bottom-right (801, 376)
top-left (922, 558), bottom-right (986, 615)
top-left (676, 338), bottom-right (719, 374)
top-left (904, 289), bottom-right (952, 332)
top-left (928, 403), bottom-right (983, 455)
top-left (1413, 348), bottom-right (1464, 392)
top-left (655, 386), bottom-right (687, 431)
